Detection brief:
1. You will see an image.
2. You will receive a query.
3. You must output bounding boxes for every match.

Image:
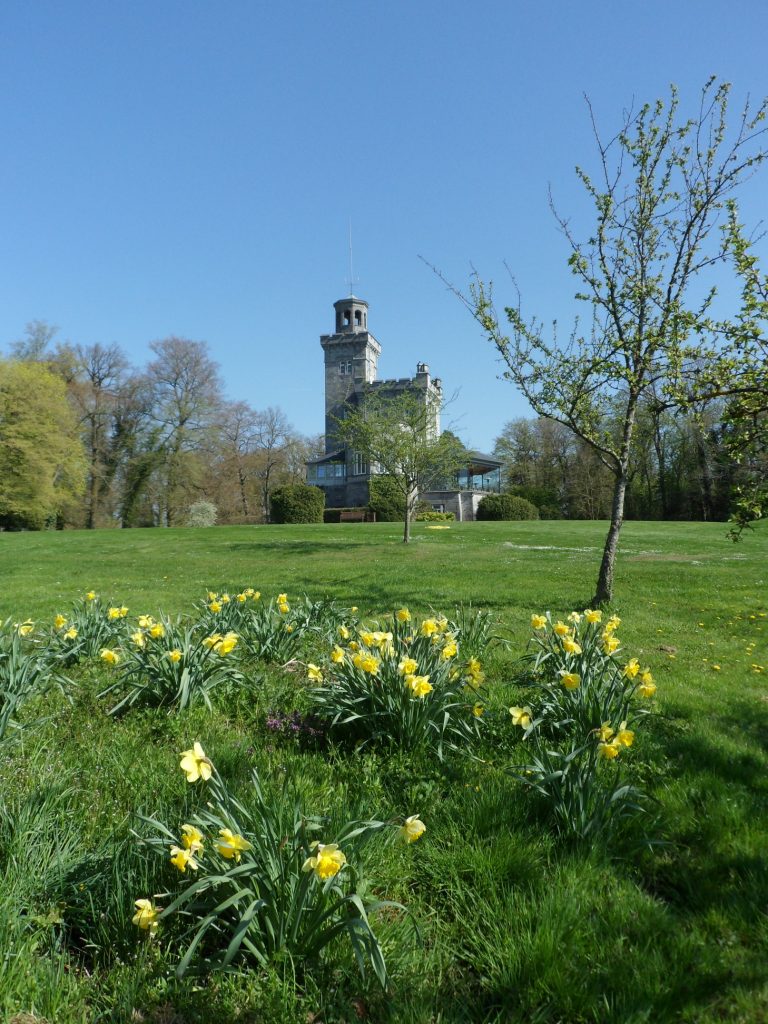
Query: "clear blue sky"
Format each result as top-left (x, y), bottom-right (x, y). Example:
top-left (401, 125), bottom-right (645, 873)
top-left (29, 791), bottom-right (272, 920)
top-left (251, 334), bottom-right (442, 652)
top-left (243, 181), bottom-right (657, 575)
top-left (1, 1), bottom-right (766, 452)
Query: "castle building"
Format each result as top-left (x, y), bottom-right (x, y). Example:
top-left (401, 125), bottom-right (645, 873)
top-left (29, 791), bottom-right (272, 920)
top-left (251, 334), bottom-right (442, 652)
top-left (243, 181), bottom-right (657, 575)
top-left (306, 295), bottom-right (502, 519)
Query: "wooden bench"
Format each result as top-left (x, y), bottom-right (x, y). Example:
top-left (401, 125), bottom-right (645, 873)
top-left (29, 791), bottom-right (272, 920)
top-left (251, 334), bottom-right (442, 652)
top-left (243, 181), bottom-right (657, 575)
top-left (339, 509), bottom-right (375, 523)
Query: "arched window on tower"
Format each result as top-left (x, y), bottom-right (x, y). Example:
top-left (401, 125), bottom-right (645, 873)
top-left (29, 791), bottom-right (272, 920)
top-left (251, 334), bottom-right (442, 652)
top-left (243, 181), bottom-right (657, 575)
top-left (344, 309), bottom-right (351, 326)
top-left (354, 309), bottom-right (362, 326)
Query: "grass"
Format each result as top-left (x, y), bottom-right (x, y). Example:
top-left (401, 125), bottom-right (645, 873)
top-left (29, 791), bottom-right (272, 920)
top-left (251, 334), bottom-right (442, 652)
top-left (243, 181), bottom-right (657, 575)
top-left (0, 519), bottom-right (767, 1023)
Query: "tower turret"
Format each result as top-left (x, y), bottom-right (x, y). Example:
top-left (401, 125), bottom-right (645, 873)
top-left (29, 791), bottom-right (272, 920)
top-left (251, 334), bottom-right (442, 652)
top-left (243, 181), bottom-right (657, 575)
top-left (320, 296), bottom-right (381, 452)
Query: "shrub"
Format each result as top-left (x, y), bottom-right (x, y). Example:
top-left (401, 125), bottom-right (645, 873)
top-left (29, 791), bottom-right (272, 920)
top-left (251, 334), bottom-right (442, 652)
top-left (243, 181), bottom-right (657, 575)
top-left (476, 493), bottom-right (540, 521)
top-left (414, 509), bottom-right (455, 522)
top-left (136, 742), bottom-right (419, 986)
top-left (367, 476), bottom-right (405, 522)
top-left (270, 485), bottom-right (325, 524)
top-left (186, 501), bottom-right (218, 527)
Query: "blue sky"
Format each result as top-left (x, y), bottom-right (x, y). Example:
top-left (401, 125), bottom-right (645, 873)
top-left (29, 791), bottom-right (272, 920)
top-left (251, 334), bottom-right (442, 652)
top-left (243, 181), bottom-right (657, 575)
top-left (1, 1), bottom-right (766, 452)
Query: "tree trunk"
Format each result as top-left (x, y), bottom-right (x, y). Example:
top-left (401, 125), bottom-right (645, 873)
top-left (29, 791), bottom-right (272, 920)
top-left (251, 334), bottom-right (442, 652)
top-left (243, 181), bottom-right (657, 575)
top-left (402, 480), bottom-right (417, 544)
top-left (238, 466), bottom-right (249, 518)
top-left (593, 471), bottom-right (628, 605)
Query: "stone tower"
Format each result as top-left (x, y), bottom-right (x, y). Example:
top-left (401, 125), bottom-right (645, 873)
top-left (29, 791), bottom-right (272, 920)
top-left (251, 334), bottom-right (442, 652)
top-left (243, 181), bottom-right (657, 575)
top-left (320, 296), bottom-right (381, 453)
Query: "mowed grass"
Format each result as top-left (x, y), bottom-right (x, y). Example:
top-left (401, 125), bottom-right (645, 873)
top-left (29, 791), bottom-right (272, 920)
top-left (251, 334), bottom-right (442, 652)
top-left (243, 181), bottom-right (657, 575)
top-left (1, 520), bottom-right (767, 1024)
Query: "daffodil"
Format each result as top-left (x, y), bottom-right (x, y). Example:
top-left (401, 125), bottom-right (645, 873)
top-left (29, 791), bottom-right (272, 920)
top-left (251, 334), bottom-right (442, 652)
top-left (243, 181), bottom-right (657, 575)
top-left (179, 742), bottom-right (212, 783)
top-left (204, 633), bottom-right (222, 649)
top-left (441, 639), bottom-right (458, 660)
top-left (567, 611), bottom-right (582, 624)
top-left (420, 619), bottom-right (439, 636)
top-left (207, 591), bottom-right (218, 601)
top-left (616, 721), bottom-right (634, 747)
top-left (553, 621), bottom-right (570, 637)
top-left (400, 815), bottom-right (426, 843)
top-left (302, 842), bottom-right (346, 880)
top-left (338, 624), bottom-right (350, 640)
top-left (138, 615), bottom-right (154, 628)
top-left (168, 649), bottom-right (182, 662)
top-left (559, 671), bottom-right (581, 690)
top-left (330, 645), bottom-right (345, 664)
top-left (623, 658), bottom-right (640, 679)
top-left (107, 607), bottom-right (122, 620)
top-left (406, 674), bottom-right (433, 698)
top-left (236, 592), bottom-right (247, 603)
top-left (307, 663), bottom-right (323, 682)
top-left (132, 898), bottom-right (159, 932)
top-left (64, 627), bottom-right (78, 640)
top-left (209, 600), bottom-right (222, 613)
top-left (637, 677), bottom-right (657, 698)
top-left (216, 828), bottom-right (252, 862)
top-left (472, 703), bottom-right (484, 717)
top-left (530, 614), bottom-right (547, 630)
top-left (584, 609), bottom-right (602, 624)
top-left (597, 722), bottom-right (615, 742)
top-left (215, 633), bottom-right (238, 656)
top-left (396, 608), bottom-right (411, 622)
top-left (598, 741), bottom-right (621, 759)
top-left (562, 638), bottom-right (582, 655)
top-left (170, 845), bottom-right (199, 873)
top-left (398, 656), bottom-right (418, 675)
top-left (15, 621), bottom-right (34, 636)
top-left (86, 591), bottom-right (96, 601)
top-left (603, 634), bottom-right (620, 654)
top-left (509, 705), bottom-right (532, 727)
top-left (131, 630), bottom-right (145, 647)
top-left (180, 824), bottom-right (204, 853)
top-left (149, 623), bottom-right (165, 639)
top-left (605, 615), bottom-right (621, 633)
top-left (100, 648), bottom-right (120, 665)
top-left (54, 614), bottom-right (67, 629)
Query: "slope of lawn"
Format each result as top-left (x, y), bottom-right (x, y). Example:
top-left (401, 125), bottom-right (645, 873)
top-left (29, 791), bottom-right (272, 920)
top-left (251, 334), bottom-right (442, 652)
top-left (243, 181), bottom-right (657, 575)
top-left (0, 519), bottom-right (766, 1024)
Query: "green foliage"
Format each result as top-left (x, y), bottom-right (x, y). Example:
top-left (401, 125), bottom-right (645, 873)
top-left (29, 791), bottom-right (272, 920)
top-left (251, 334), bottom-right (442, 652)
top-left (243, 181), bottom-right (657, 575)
top-left (476, 493), bottom-right (539, 520)
top-left (98, 616), bottom-right (244, 714)
top-left (269, 484), bottom-right (325, 524)
top-left (0, 359), bottom-right (86, 529)
top-left (138, 749), bottom-right (407, 985)
top-left (307, 612), bottom-right (483, 756)
top-left (186, 500), bottom-right (218, 527)
top-left (367, 475), bottom-right (406, 521)
top-left (414, 506), bottom-right (455, 522)
top-left (44, 592), bottom-right (121, 666)
top-left (0, 622), bottom-right (67, 743)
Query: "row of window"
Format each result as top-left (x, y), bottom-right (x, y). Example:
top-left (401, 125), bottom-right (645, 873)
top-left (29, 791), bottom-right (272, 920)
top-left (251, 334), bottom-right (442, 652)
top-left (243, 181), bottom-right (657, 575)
top-left (339, 361), bottom-right (353, 375)
top-left (308, 454), bottom-right (369, 481)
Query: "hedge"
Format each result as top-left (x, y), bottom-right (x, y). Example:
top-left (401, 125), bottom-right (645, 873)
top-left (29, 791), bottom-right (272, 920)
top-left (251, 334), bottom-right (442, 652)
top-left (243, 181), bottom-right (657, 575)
top-left (269, 484), bottom-right (325, 524)
top-left (476, 493), bottom-right (540, 521)
top-left (367, 476), bottom-right (406, 522)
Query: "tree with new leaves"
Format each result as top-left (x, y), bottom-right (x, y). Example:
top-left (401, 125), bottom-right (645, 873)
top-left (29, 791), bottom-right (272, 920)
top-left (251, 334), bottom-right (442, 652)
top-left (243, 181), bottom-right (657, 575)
top-left (333, 388), bottom-right (465, 543)
top-left (454, 78), bottom-right (768, 603)
top-left (0, 359), bottom-right (86, 528)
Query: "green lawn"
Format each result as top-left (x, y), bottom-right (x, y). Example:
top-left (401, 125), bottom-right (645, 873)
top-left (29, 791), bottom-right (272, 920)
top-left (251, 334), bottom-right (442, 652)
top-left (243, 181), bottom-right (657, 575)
top-left (1, 520), bottom-right (767, 1023)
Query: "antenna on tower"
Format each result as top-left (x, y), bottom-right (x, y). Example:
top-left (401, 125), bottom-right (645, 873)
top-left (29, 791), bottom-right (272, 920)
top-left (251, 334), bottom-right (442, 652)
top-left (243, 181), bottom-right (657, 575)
top-left (346, 219), bottom-right (359, 296)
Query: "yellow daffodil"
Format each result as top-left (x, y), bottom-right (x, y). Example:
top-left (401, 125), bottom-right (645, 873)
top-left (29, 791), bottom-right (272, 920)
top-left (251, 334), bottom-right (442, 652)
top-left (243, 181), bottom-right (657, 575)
top-left (216, 828), bottom-right (252, 862)
top-left (179, 742), bottom-right (212, 783)
top-left (420, 619), bottom-right (439, 636)
top-left (236, 592), bottom-right (247, 603)
top-left (86, 591), bottom-right (96, 601)
top-left (215, 633), bottom-right (238, 656)
top-left (149, 623), bottom-right (165, 639)
top-left (338, 624), bottom-right (350, 640)
top-left (598, 741), bottom-right (621, 759)
top-left (203, 633), bottom-right (222, 649)
top-left (302, 842), bottom-right (346, 880)
top-left (597, 722), bottom-right (615, 742)
top-left (562, 638), bottom-right (582, 655)
top-left (396, 608), bottom-right (411, 622)
top-left (331, 645), bottom-right (345, 663)
top-left (220, 594), bottom-right (230, 604)
top-left (406, 674), bottom-right (433, 698)
top-left (132, 898), bottom-right (159, 932)
top-left (54, 614), bottom-right (67, 629)
top-left (209, 600), bottom-right (222, 613)
top-left (278, 602), bottom-right (289, 615)
top-left (207, 591), bottom-right (218, 600)
top-left (307, 663), bottom-right (323, 682)
top-left (623, 658), bottom-right (640, 679)
top-left (350, 606), bottom-right (358, 613)
top-left (400, 815), bottom-right (426, 843)
top-left (553, 621), bottom-right (570, 637)
top-left (472, 704), bottom-right (484, 717)
top-left (603, 634), bottom-right (621, 654)
top-left (16, 621), bottom-right (34, 636)
top-left (559, 671), bottom-right (581, 690)
top-left (509, 706), bottom-right (532, 728)
top-left (107, 607), bottom-right (122, 620)
top-left (348, 639), bottom-right (359, 652)
top-left (64, 627), bottom-right (78, 640)
top-left (100, 648), bottom-right (120, 665)
top-left (170, 845), bottom-right (199, 873)
top-left (441, 639), bottom-right (458, 660)
top-left (436, 617), bottom-right (449, 632)
top-left (181, 824), bottom-right (204, 853)
top-left (138, 615), bottom-right (154, 628)
top-left (359, 630), bottom-right (375, 647)
top-left (567, 611), bottom-right (582, 624)
top-left (131, 630), bottom-right (145, 648)
top-left (530, 614), bottom-right (547, 630)
top-left (168, 649), bottom-right (182, 663)
top-left (637, 675), bottom-right (657, 698)
top-left (353, 653), bottom-right (380, 675)
top-left (616, 721), bottom-right (634, 747)
top-left (605, 615), bottom-right (621, 633)
top-left (398, 657), bottom-right (418, 675)
top-left (584, 608), bottom-right (602, 624)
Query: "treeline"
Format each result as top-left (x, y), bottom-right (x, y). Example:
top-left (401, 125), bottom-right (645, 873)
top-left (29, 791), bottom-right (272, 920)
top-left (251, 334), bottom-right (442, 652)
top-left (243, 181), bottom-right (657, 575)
top-left (494, 405), bottom-right (763, 522)
top-left (0, 321), bottom-right (321, 530)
